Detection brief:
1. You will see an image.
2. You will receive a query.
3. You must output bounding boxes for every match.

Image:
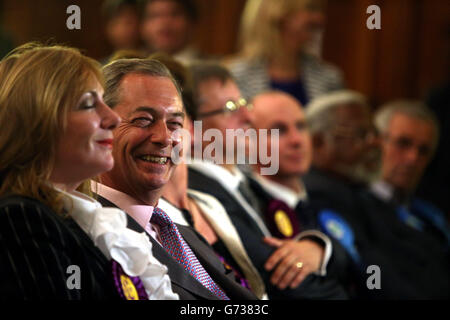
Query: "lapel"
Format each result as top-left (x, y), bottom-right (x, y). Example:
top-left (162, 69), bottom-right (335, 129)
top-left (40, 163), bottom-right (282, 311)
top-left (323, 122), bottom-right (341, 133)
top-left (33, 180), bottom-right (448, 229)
top-left (246, 174), bottom-right (317, 230)
top-left (188, 167), bottom-right (269, 237)
top-left (96, 195), bottom-right (219, 300)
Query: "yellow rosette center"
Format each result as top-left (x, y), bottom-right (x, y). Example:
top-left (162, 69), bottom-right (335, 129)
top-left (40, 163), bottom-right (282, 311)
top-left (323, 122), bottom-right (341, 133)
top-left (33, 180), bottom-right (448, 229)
top-left (274, 210), bottom-right (294, 237)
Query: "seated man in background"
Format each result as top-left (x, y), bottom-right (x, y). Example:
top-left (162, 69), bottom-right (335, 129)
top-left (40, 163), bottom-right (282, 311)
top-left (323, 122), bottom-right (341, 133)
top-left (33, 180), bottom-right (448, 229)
top-left (94, 57), bottom-right (256, 300)
top-left (139, 0), bottom-right (203, 64)
top-left (245, 90), bottom-right (352, 294)
top-left (372, 100), bottom-right (450, 249)
top-left (187, 61), bottom-right (348, 299)
top-left (101, 0), bottom-right (141, 63)
top-left (304, 90), bottom-right (449, 299)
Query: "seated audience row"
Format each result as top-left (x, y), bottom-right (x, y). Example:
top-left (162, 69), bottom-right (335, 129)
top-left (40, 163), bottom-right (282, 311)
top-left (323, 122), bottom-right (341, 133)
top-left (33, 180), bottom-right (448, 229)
top-left (0, 40), bottom-right (447, 300)
top-left (0, 43), bottom-right (255, 300)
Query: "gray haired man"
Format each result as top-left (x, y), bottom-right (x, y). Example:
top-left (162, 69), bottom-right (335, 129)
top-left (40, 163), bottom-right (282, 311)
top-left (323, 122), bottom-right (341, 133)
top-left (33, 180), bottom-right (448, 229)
top-left (371, 100), bottom-right (449, 247)
top-left (303, 90), bottom-right (449, 299)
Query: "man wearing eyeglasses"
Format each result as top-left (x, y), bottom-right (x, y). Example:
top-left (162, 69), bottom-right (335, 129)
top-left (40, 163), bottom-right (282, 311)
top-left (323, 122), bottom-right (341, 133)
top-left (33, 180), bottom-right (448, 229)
top-left (186, 61), bottom-right (349, 300)
top-left (303, 91), bottom-right (449, 299)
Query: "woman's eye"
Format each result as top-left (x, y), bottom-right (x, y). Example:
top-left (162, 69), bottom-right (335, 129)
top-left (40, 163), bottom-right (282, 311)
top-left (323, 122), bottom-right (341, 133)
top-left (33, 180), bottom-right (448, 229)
top-left (78, 94), bottom-right (96, 109)
top-left (132, 117), bottom-right (152, 127)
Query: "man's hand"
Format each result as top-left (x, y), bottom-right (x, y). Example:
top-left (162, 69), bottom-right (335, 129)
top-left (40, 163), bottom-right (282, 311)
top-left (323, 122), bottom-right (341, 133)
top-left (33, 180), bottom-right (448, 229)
top-left (263, 237), bottom-right (324, 290)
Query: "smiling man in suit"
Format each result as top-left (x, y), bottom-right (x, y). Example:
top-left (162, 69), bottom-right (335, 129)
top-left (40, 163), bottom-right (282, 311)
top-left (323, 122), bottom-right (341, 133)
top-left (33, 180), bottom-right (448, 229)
top-left (94, 58), bottom-right (255, 300)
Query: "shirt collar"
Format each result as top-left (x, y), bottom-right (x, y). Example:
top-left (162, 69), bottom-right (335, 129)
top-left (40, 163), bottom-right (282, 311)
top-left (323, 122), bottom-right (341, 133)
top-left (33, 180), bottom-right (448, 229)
top-left (252, 173), bottom-right (307, 209)
top-left (189, 159), bottom-right (244, 191)
top-left (157, 198), bottom-right (190, 226)
top-left (58, 188), bottom-right (102, 233)
top-left (371, 179), bottom-right (413, 206)
top-left (92, 181), bottom-right (154, 230)
top-left (370, 180), bottom-right (394, 203)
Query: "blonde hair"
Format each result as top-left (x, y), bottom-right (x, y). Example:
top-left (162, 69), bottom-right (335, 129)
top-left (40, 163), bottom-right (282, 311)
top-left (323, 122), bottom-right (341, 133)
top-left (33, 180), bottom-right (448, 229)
top-left (0, 43), bottom-right (103, 214)
top-left (238, 0), bottom-right (326, 60)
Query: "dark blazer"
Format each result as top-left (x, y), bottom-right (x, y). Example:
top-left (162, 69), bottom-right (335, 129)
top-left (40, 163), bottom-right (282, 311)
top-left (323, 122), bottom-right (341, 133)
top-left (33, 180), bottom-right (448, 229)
top-left (245, 174), bottom-right (354, 287)
top-left (0, 195), bottom-right (120, 300)
top-left (188, 167), bottom-right (349, 300)
top-left (97, 195), bottom-right (256, 300)
top-left (303, 168), bottom-right (450, 299)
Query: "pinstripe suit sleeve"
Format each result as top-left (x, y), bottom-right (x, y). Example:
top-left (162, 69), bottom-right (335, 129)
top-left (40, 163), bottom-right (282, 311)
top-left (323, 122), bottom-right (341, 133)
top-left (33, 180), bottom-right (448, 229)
top-left (0, 199), bottom-right (81, 300)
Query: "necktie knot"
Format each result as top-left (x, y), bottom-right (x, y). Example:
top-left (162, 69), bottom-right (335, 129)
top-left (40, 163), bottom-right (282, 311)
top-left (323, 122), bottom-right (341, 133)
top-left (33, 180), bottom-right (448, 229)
top-left (151, 207), bottom-right (172, 228)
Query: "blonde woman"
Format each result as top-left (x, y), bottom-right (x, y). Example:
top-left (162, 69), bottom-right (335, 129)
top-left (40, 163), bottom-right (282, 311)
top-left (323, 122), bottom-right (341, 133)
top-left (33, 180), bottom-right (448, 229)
top-left (0, 43), bottom-right (178, 300)
top-left (227, 0), bottom-right (344, 106)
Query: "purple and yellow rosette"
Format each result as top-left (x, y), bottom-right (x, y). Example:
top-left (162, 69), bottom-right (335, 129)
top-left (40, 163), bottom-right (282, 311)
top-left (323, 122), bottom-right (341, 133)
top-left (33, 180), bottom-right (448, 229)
top-left (112, 260), bottom-right (148, 300)
top-left (265, 199), bottom-right (301, 239)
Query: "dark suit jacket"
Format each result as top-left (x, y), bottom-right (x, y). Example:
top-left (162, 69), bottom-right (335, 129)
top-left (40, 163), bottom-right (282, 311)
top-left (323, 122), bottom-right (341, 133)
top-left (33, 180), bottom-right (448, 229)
top-left (0, 195), bottom-right (120, 300)
top-left (97, 195), bottom-right (256, 300)
top-left (303, 168), bottom-right (450, 299)
top-left (188, 167), bottom-right (349, 300)
top-left (246, 174), bottom-right (354, 289)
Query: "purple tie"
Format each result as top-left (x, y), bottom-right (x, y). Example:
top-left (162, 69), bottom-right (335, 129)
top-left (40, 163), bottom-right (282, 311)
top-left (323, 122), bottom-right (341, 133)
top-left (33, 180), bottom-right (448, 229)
top-left (151, 207), bottom-right (229, 300)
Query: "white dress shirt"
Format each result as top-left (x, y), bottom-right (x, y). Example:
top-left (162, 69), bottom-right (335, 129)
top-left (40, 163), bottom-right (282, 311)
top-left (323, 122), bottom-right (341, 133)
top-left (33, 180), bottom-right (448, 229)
top-left (59, 187), bottom-right (179, 300)
top-left (249, 173), bottom-right (333, 276)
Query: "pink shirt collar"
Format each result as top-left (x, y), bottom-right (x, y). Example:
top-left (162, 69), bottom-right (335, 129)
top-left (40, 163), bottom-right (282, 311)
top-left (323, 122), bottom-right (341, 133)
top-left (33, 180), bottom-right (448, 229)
top-left (92, 181), bottom-right (159, 239)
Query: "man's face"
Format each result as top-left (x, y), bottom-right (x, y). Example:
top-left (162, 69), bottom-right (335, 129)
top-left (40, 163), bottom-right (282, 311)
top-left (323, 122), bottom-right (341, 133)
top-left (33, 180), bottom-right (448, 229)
top-left (103, 73), bottom-right (184, 199)
top-left (381, 113), bottom-right (434, 192)
top-left (106, 6), bottom-right (140, 50)
top-left (141, 0), bottom-right (191, 54)
top-left (252, 93), bottom-right (312, 177)
top-left (323, 104), bottom-right (378, 182)
top-left (196, 78), bottom-right (252, 157)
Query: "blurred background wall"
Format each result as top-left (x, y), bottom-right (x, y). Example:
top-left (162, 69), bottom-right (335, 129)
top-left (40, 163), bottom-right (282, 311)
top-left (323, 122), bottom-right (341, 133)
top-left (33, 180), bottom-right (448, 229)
top-left (1, 0), bottom-right (448, 107)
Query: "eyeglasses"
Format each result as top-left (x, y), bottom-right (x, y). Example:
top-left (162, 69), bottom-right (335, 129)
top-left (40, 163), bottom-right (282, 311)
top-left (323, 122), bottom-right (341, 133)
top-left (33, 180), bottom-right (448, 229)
top-left (197, 98), bottom-right (253, 118)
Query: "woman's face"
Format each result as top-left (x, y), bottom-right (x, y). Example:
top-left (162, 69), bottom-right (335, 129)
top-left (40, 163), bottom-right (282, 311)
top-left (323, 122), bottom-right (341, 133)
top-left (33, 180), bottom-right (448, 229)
top-left (279, 9), bottom-right (324, 54)
top-left (51, 78), bottom-right (121, 190)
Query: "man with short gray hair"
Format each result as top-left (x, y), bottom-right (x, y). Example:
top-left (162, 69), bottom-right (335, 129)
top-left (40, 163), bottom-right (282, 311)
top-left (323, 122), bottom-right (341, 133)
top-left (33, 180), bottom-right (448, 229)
top-left (303, 90), bottom-right (449, 299)
top-left (305, 90), bottom-right (379, 185)
top-left (95, 58), bottom-right (256, 300)
top-left (373, 100), bottom-right (439, 197)
top-left (371, 100), bottom-right (449, 247)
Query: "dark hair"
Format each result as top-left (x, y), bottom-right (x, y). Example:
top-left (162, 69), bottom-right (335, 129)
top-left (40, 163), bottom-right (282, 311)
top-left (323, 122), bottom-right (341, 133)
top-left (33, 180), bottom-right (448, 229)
top-left (188, 62), bottom-right (235, 120)
top-left (148, 52), bottom-right (195, 118)
top-left (102, 0), bottom-right (139, 20)
top-left (139, 0), bottom-right (198, 21)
